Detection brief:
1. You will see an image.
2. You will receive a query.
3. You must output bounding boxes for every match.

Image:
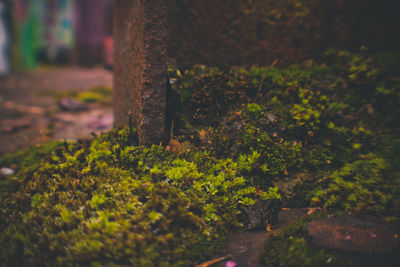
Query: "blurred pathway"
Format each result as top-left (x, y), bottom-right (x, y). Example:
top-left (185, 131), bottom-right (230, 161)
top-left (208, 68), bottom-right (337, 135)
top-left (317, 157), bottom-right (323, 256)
top-left (0, 67), bottom-right (113, 155)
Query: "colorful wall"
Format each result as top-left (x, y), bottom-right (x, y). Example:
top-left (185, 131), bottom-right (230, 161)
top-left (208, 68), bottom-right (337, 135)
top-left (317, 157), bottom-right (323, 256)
top-left (9, 0), bottom-right (112, 70)
top-left (0, 0), bottom-right (11, 75)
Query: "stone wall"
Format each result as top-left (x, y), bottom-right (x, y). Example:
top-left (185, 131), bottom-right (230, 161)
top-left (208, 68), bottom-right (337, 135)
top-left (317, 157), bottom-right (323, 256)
top-left (166, 0), bottom-right (400, 68)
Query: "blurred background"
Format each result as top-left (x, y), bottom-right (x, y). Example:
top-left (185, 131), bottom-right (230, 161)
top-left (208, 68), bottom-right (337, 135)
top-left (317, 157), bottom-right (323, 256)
top-left (0, 0), bottom-right (114, 155)
top-left (0, 0), bottom-right (399, 154)
top-left (0, 0), bottom-right (113, 72)
top-left (1, 0), bottom-right (399, 74)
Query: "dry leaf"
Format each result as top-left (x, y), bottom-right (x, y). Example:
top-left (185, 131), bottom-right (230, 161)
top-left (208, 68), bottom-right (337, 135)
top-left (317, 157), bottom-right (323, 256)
top-left (199, 130), bottom-right (207, 139)
top-left (195, 255), bottom-right (232, 267)
top-left (307, 207), bottom-right (322, 215)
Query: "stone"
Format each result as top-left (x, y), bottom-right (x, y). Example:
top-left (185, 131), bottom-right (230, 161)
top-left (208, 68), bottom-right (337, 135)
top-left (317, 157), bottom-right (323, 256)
top-left (0, 118), bottom-right (31, 133)
top-left (114, 0), bottom-right (167, 146)
top-left (54, 108), bottom-right (113, 139)
top-left (307, 215), bottom-right (399, 254)
top-left (58, 98), bottom-right (87, 112)
top-left (0, 167), bottom-right (15, 177)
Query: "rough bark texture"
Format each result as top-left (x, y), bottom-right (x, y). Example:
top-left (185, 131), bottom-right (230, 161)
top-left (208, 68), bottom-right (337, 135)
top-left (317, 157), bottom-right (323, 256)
top-left (114, 0), bottom-right (167, 145)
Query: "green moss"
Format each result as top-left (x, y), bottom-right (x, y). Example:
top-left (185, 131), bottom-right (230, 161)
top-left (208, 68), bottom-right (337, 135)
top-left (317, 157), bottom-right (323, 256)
top-left (0, 141), bottom-right (65, 193)
top-left (49, 85), bottom-right (113, 104)
top-left (171, 49), bottom-right (400, 214)
top-left (76, 86), bottom-right (113, 103)
top-left (312, 154), bottom-right (400, 221)
top-left (1, 49), bottom-right (400, 265)
top-left (0, 127), bottom-right (280, 266)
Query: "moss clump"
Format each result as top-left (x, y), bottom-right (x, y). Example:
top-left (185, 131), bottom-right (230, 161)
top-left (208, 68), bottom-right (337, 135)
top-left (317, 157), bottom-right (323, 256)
top-left (0, 141), bottom-right (64, 193)
top-left (312, 154), bottom-right (400, 221)
top-left (0, 127), bottom-right (280, 266)
top-left (168, 50), bottom-right (400, 221)
top-left (51, 85), bottom-right (113, 104)
top-left (76, 86), bottom-right (113, 103)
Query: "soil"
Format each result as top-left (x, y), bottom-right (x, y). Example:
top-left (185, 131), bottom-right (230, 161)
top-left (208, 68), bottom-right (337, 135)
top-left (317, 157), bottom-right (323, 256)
top-left (204, 208), bottom-right (308, 267)
top-left (0, 67), bottom-right (113, 155)
top-left (203, 210), bottom-right (400, 267)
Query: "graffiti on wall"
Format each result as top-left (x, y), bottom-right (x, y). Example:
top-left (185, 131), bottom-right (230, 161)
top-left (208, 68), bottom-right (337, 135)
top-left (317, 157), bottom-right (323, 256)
top-left (13, 0), bottom-right (75, 68)
top-left (11, 0), bottom-right (113, 69)
top-left (0, 0), bottom-right (10, 75)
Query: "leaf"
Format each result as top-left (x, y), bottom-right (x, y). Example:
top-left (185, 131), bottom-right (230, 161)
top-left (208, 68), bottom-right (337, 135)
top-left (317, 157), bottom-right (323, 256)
top-left (195, 254), bottom-right (232, 267)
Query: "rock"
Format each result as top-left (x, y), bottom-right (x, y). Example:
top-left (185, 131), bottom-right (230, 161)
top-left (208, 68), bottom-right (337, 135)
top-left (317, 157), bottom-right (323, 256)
top-left (86, 114), bottom-right (113, 131)
top-left (53, 108), bottom-right (113, 139)
top-left (58, 98), bottom-right (87, 112)
top-left (239, 199), bottom-right (282, 230)
top-left (0, 167), bottom-right (15, 177)
top-left (0, 118), bottom-right (31, 133)
top-left (307, 215), bottom-right (399, 254)
top-left (266, 112), bottom-right (277, 123)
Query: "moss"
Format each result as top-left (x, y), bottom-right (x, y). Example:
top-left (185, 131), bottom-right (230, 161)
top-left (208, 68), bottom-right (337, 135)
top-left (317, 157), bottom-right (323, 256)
top-left (49, 85), bottom-right (113, 104)
top-left (76, 86), bottom-right (113, 104)
top-left (0, 141), bottom-right (65, 193)
top-left (1, 49), bottom-right (400, 265)
top-left (0, 127), bottom-right (280, 266)
top-left (312, 154), bottom-right (400, 221)
top-left (171, 49), bottom-right (400, 215)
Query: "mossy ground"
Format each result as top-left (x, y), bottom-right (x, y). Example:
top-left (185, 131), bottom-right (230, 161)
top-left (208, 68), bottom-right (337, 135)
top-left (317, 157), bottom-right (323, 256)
top-left (1, 49), bottom-right (400, 266)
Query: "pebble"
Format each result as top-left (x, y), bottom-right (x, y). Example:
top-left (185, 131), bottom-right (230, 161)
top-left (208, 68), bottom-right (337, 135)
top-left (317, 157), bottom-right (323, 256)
top-left (0, 167), bottom-right (15, 177)
top-left (58, 98), bottom-right (87, 112)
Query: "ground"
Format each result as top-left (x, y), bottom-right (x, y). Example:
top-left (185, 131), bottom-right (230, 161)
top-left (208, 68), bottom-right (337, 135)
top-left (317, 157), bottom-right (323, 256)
top-left (209, 208), bottom-right (308, 267)
top-left (1, 57), bottom-right (399, 266)
top-left (0, 67), bottom-right (113, 155)
top-left (0, 66), bottom-right (291, 266)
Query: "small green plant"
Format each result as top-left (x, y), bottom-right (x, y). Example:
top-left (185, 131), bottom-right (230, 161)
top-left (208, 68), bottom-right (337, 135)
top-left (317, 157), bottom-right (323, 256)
top-left (312, 154), bottom-right (400, 220)
top-left (0, 127), bottom-right (280, 266)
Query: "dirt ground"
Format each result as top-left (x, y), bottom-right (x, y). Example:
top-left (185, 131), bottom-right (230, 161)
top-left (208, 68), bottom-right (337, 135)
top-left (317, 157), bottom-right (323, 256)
top-left (204, 208), bottom-right (308, 267)
top-left (0, 67), bottom-right (113, 155)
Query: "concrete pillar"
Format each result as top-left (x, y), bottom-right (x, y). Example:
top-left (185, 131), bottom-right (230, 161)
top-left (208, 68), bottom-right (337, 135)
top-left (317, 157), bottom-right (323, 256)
top-left (113, 0), bottom-right (167, 145)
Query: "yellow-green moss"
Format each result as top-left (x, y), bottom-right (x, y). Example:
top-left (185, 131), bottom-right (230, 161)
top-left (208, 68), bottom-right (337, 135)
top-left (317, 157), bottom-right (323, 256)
top-left (1, 49), bottom-right (400, 265)
top-left (0, 127), bottom-right (280, 266)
